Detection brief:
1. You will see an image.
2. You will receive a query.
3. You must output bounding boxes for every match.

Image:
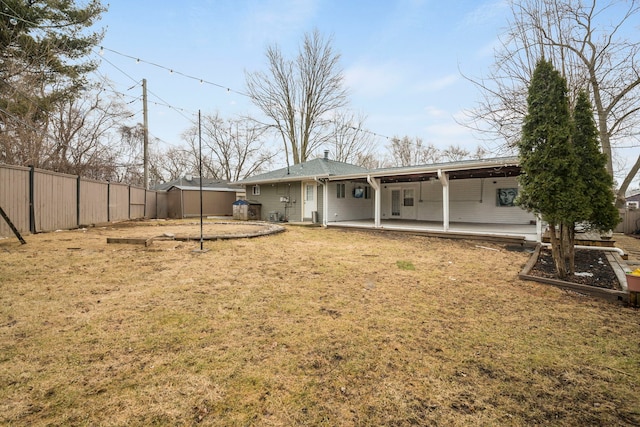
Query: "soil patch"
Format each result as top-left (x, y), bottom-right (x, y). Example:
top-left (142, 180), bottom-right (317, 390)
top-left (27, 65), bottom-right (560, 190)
top-left (527, 248), bottom-right (620, 289)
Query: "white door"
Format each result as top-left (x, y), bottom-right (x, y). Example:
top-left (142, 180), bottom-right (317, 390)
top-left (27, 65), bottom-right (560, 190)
top-left (304, 183), bottom-right (316, 219)
top-left (390, 187), bottom-right (416, 219)
top-left (402, 188), bottom-right (416, 219)
top-left (391, 189), bottom-right (401, 217)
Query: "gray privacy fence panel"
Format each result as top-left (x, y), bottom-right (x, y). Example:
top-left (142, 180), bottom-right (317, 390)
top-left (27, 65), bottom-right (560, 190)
top-left (0, 165), bottom-right (30, 236)
top-left (34, 169), bottom-right (77, 233)
top-left (1, 164), bottom-right (164, 238)
top-left (155, 191), bottom-right (168, 219)
top-left (617, 208), bottom-right (640, 234)
top-left (79, 179), bottom-right (109, 225)
top-left (108, 183), bottom-right (130, 222)
top-left (130, 186), bottom-right (146, 219)
top-left (146, 190), bottom-right (158, 219)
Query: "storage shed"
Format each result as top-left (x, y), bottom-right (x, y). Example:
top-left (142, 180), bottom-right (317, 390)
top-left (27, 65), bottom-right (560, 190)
top-left (153, 177), bottom-right (243, 219)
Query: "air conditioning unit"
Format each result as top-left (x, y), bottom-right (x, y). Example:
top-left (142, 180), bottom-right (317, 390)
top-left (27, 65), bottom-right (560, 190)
top-left (269, 211), bottom-right (280, 222)
top-left (627, 201), bottom-right (639, 209)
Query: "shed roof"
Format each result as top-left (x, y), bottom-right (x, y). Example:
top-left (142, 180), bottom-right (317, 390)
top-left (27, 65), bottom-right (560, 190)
top-left (167, 185), bottom-right (238, 192)
top-left (153, 177), bottom-right (237, 191)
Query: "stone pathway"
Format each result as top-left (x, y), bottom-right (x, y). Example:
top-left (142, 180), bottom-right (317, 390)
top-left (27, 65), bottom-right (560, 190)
top-left (614, 233), bottom-right (640, 268)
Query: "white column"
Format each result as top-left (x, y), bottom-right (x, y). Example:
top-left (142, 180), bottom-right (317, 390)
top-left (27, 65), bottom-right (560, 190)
top-left (367, 176), bottom-right (381, 228)
top-left (438, 169), bottom-right (449, 231)
top-left (536, 214), bottom-right (543, 242)
top-left (323, 180), bottom-right (328, 227)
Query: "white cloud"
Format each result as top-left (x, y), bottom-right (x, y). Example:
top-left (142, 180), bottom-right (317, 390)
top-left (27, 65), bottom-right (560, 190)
top-left (423, 105), bottom-right (448, 118)
top-left (415, 74), bottom-right (459, 92)
top-left (343, 61), bottom-right (406, 99)
top-left (243, 0), bottom-right (319, 46)
top-left (460, 0), bottom-right (508, 28)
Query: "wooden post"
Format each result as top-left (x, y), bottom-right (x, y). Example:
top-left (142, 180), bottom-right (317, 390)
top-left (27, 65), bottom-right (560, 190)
top-left (630, 291), bottom-right (639, 308)
top-left (0, 206), bottom-right (26, 244)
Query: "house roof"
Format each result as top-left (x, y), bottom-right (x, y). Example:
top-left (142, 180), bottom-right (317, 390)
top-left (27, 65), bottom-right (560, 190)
top-left (233, 156), bottom-right (522, 186)
top-left (235, 158), bottom-right (369, 185)
top-left (153, 177), bottom-right (238, 191)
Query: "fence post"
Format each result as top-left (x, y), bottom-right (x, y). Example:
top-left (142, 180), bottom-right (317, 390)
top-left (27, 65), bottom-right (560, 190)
top-left (77, 176), bottom-right (81, 227)
top-left (107, 181), bottom-right (110, 222)
top-left (29, 165), bottom-right (36, 234)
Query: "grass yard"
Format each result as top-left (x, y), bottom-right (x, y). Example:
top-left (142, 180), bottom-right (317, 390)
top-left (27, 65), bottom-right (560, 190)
top-left (1, 220), bottom-right (639, 426)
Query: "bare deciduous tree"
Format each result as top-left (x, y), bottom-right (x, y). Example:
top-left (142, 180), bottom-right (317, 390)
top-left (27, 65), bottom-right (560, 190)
top-left (324, 110), bottom-right (376, 166)
top-left (441, 145), bottom-right (471, 162)
top-left (464, 0), bottom-right (640, 205)
top-left (47, 83), bottom-right (135, 180)
top-left (148, 147), bottom-right (194, 187)
top-left (388, 136), bottom-right (442, 167)
top-left (182, 113), bottom-right (275, 181)
top-left (245, 29), bottom-right (348, 164)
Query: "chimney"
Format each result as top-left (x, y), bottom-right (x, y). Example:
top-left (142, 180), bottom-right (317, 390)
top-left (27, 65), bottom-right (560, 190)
top-left (324, 150), bottom-right (329, 160)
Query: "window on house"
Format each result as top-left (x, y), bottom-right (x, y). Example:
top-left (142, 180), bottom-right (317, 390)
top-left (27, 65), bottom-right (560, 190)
top-left (364, 186), bottom-right (371, 199)
top-left (252, 185), bottom-right (260, 196)
top-left (403, 189), bottom-right (414, 206)
top-left (336, 183), bottom-right (345, 198)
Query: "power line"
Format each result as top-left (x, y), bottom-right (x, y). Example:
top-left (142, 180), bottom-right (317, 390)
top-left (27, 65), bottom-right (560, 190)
top-left (96, 46), bottom-right (392, 141)
top-left (98, 46), bottom-right (249, 97)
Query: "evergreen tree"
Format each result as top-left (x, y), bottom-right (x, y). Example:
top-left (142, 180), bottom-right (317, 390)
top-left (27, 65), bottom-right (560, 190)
top-left (518, 59), bottom-right (589, 279)
top-left (573, 91), bottom-right (620, 233)
top-left (0, 0), bottom-right (106, 147)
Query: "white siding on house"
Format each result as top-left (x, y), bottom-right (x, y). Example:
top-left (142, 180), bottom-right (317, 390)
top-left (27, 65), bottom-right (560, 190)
top-left (379, 177), bottom-right (534, 224)
top-left (327, 181), bottom-right (374, 222)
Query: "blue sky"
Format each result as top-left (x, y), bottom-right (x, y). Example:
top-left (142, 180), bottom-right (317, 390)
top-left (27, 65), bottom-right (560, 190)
top-left (93, 0), bottom-right (513, 159)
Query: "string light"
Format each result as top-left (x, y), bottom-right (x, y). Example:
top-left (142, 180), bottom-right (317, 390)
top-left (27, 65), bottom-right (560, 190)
top-left (96, 46), bottom-right (392, 141)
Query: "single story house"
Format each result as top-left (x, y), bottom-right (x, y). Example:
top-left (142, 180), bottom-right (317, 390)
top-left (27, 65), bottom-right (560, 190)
top-left (235, 154), bottom-right (541, 242)
top-left (154, 176), bottom-right (241, 218)
top-left (625, 191), bottom-right (640, 209)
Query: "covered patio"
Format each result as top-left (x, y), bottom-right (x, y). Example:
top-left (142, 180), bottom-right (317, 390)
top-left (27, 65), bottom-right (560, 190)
top-left (327, 219), bottom-right (540, 244)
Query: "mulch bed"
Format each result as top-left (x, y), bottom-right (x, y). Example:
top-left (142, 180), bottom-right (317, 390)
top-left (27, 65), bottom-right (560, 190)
top-left (527, 248), bottom-right (619, 290)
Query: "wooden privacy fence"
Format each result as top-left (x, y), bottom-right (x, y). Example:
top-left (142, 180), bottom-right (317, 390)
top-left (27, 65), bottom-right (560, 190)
top-left (0, 164), bottom-right (160, 238)
top-left (617, 208), bottom-right (640, 235)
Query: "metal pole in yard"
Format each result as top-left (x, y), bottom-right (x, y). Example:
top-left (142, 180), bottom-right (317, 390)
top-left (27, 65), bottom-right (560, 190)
top-left (199, 110), bottom-right (204, 251)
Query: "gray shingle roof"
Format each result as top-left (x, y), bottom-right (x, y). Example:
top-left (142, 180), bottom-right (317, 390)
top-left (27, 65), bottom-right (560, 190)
top-left (235, 158), bottom-right (369, 184)
top-left (152, 177), bottom-right (236, 191)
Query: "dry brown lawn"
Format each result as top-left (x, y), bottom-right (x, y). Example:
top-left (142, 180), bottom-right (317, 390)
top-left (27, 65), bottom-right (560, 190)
top-left (1, 219), bottom-right (639, 426)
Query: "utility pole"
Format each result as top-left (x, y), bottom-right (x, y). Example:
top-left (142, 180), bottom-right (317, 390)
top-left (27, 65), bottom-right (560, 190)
top-left (142, 78), bottom-right (149, 189)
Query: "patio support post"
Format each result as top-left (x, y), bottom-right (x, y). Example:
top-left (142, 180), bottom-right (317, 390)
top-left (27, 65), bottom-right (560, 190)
top-left (536, 214), bottom-right (543, 242)
top-left (438, 169), bottom-right (450, 231)
top-left (367, 175), bottom-right (381, 228)
top-left (314, 177), bottom-right (328, 227)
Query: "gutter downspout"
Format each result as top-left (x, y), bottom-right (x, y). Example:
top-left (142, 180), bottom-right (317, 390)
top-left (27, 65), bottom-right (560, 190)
top-left (437, 169), bottom-right (449, 232)
top-left (314, 177), bottom-right (327, 227)
top-left (367, 175), bottom-right (381, 228)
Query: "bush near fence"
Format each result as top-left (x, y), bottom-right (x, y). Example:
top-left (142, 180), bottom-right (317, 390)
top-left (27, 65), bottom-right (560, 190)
top-left (0, 164), bottom-right (160, 238)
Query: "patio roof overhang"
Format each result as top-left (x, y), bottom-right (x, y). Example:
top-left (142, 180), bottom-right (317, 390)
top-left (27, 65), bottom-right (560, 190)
top-left (377, 164), bottom-right (521, 184)
top-left (328, 157), bottom-right (521, 184)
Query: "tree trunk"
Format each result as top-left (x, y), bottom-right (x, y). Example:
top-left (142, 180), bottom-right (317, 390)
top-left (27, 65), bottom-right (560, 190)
top-left (548, 222), bottom-right (577, 280)
top-left (549, 224), bottom-right (567, 280)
